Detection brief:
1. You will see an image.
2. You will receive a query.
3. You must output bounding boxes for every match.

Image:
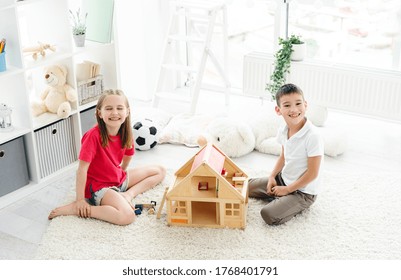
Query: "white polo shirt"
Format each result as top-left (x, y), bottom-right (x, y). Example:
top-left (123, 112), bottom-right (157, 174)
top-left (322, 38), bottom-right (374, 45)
top-left (277, 118), bottom-right (324, 195)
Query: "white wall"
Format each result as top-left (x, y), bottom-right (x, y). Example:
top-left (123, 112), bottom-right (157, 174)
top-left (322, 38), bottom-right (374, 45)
top-left (115, 0), bottom-right (170, 101)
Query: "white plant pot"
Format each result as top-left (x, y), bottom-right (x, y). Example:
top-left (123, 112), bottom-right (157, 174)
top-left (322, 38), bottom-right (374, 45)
top-left (291, 43), bottom-right (306, 61)
top-left (73, 34), bottom-right (86, 47)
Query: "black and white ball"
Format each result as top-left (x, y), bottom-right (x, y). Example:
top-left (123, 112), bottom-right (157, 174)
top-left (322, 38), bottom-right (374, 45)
top-left (132, 119), bottom-right (158, 151)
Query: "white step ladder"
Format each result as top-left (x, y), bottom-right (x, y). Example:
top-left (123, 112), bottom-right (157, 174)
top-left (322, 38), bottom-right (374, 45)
top-left (152, 0), bottom-right (231, 114)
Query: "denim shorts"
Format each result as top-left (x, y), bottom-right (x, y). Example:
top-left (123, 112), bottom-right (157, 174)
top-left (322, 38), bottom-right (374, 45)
top-left (87, 178), bottom-right (129, 206)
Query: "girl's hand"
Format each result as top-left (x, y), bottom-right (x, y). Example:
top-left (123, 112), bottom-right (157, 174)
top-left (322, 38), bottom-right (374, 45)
top-left (76, 199), bottom-right (91, 218)
top-left (271, 186), bottom-right (290, 197)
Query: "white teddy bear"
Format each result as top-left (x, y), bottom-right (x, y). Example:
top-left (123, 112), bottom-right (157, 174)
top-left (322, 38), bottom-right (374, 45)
top-left (197, 106), bottom-right (347, 158)
top-left (248, 111), bottom-right (283, 156)
top-left (197, 113), bottom-right (281, 158)
top-left (197, 117), bottom-right (256, 157)
top-left (31, 64), bottom-right (77, 119)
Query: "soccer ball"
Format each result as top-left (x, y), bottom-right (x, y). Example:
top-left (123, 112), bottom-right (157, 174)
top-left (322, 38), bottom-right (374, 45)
top-left (132, 119), bottom-right (158, 151)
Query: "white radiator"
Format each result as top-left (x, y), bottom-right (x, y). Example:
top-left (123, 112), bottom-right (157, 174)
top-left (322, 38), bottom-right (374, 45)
top-left (243, 51), bottom-right (401, 121)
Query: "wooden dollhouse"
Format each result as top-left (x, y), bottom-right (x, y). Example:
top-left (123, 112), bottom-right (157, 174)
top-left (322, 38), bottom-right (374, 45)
top-left (164, 143), bottom-right (249, 229)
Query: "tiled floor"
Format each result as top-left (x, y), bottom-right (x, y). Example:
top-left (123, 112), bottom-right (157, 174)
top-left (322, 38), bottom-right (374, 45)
top-left (0, 92), bottom-right (400, 259)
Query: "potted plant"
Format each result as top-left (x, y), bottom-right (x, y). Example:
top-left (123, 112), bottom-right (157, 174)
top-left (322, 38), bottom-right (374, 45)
top-left (69, 8), bottom-right (88, 47)
top-left (266, 34), bottom-right (305, 100)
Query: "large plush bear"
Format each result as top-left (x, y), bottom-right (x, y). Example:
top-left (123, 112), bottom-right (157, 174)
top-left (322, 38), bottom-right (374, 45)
top-left (197, 107), bottom-right (347, 158)
top-left (248, 111), bottom-right (283, 156)
top-left (31, 64), bottom-right (77, 119)
top-left (197, 117), bottom-right (256, 157)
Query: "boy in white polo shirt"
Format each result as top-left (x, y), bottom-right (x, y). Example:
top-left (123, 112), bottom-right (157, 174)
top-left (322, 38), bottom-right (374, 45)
top-left (249, 83), bottom-right (324, 225)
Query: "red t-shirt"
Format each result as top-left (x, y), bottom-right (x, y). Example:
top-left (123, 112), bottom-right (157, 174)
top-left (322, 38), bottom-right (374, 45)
top-left (79, 126), bottom-right (135, 198)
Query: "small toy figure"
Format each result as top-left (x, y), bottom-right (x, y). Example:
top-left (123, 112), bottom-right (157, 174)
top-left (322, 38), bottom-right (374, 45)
top-left (134, 201), bottom-right (157, 215)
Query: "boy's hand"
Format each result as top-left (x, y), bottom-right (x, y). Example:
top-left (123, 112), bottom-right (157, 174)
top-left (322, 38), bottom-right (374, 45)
top-left (271, 185), bottom-right (290, 196)
top-left (267, 177), bottom-right (277, 195)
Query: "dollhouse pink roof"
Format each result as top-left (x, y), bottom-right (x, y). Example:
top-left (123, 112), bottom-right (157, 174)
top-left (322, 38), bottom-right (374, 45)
top-left (190, 144), bottom-right (225, 174)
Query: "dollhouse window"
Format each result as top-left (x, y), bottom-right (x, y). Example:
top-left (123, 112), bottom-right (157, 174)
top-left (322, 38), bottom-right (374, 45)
top-left (198, 181), bottom-right (208, 190)
top-left (172, 200), bottom-right (187, 215)
top-left (225, 203), bottom-right (240, 217)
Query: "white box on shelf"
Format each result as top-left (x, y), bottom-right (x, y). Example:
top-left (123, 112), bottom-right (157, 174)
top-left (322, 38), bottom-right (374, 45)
top-left (77, 75), bottom-right (104, 106)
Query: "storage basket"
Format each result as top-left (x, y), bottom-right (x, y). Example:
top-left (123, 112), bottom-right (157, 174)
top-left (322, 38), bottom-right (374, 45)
top-left (77, 75), bottom-right (104, 105)
top-left (35, 117), bottom-right (77, 178)
top-left (0, 137), bottom-right (29, 196)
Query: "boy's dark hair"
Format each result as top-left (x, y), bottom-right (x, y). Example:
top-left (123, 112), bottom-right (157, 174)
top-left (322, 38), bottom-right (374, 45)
top-left (275, 83), bottom-right (304, 106)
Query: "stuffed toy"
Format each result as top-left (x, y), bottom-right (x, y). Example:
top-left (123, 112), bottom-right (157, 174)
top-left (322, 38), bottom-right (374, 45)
top-left (197, 107), bottom-right (347, 158)
top-left (247, 107), bottom-right (329, 155)
top-left (248, 111), bottom-right (283, 156)
top-left (197, 117), bottom-right (255, 157)
top-left (31, 64), bottom-right (77, 119)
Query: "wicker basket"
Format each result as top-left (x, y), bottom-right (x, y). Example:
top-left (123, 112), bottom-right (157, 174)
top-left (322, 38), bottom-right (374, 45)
top-left (77, 75), bottom-right (104, 105)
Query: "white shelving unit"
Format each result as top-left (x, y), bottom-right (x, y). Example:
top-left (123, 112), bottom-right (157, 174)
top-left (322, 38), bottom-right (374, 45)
top-left (0, 0), bottom-right (120, 207)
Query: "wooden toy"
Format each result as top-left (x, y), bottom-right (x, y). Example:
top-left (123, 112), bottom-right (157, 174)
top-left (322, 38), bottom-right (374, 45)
top-left (157, 187), bottom-right (169, 219)
top-left (135, 201), bottom-right (157, 215)
top-left (161, 143), bottom-right (249, 229)
top-left (22, 42), bottom-right (56, 60)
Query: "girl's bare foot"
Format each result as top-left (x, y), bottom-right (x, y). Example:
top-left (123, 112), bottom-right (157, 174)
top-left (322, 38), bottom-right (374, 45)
top-left (48, 202), bottom-right (77, 220)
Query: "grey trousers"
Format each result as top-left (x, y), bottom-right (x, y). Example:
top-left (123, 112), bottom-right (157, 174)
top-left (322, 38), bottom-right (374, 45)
top-left (248, 175), bottom-right (317, 225)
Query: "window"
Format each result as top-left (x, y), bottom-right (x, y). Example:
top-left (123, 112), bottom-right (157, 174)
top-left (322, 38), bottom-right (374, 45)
top-left (225, 203), bottom-right (241, 218)
top-left (116, 0), bottom-right (401, 102)
top-left (205, 0), bottom-right (277, 90)
top-left (205, 0), bottom-right (401, 91)
top-left (287, 0), bottom-right (401, 70)
top-left (172, 201), bottom-right (187, 215)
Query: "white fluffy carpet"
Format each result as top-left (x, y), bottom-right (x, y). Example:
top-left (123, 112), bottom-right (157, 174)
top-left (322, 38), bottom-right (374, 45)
top-left (35, 169), bottom-right (401, 260)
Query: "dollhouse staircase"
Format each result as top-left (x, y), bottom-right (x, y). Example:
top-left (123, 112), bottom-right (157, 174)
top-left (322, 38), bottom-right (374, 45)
top-left (152, 0), bottom-right (231, 114)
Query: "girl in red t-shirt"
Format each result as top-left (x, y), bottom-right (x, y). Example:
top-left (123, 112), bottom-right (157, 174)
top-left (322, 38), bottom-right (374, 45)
top-left (48, 89), bottom-right (165, 225)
